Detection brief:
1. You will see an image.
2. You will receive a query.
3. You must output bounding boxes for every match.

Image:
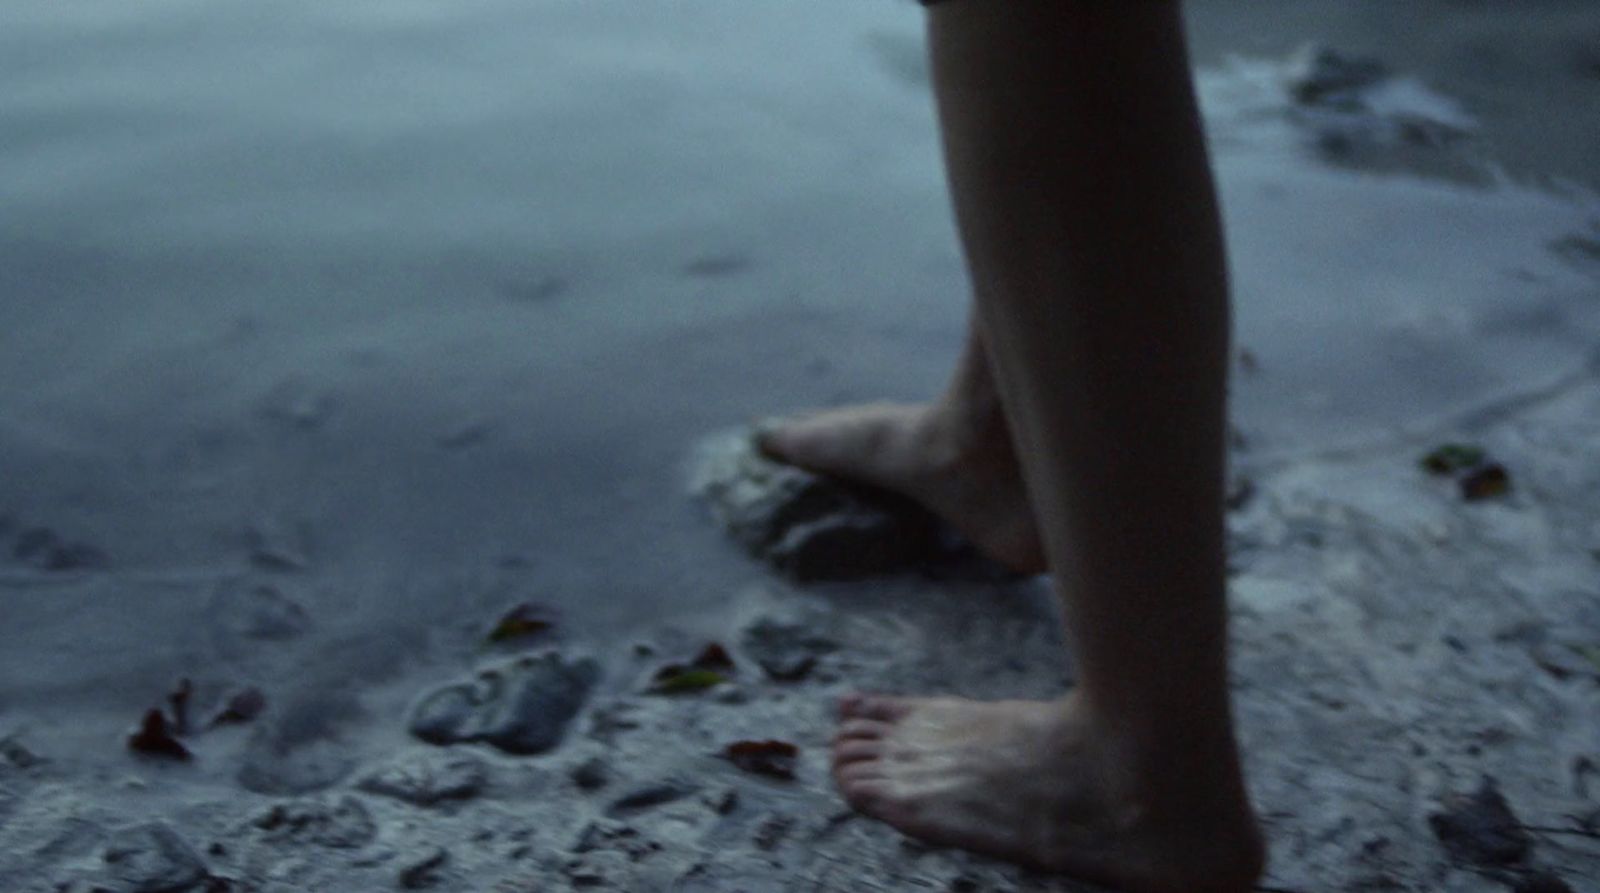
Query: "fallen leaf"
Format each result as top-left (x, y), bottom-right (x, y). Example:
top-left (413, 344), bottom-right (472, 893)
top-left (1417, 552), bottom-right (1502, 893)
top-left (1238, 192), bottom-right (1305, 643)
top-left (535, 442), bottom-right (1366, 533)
top-left (208, 688), bottom-right (267, 727)
top-left (646, 643), bottom-right (738, 694)
top-left (128, 709), bottom-right (192, 761)
top-left (649, 667), bottom-right (726, 695)
top-left (1421, 444), bottom-right (1486, 475)
top-left (723, 740), bottom-right (798, 780)
top-left (690, 643), bottom-right (735, 673)
top-left (1460, 463), bottom-right (1511, 501)
top-left (487, 602), bottom-right (555, 644)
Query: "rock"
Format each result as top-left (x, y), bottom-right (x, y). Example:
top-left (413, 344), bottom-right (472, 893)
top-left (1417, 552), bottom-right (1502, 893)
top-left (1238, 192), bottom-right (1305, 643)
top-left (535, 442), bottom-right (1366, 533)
top-left (565, 851), bottom-right (630, 888)
top-left (1277, 44), bottom-right (1475, 162)
top-left (1427, 778), bottom-right (1531, 868)
top-left (605, 779), bottom-right (697, 817)
top-left (237, 728), bottom-right (354, 795)
top-left (251, 796), bottom-right (377, 849)
top-left (358, 754), bottom-right (487, 807)
top-left (100, 823), bottom-right (208, 893)
top-left (586, 700), bottom-right (642, 745)
top-left (0, 734), bottom-right (45, 770)
top-left (753, 814), bottom-right (793, 851)
top-left (1285, 44), bottom-right (1390, 108)
top-left (690, 431), bottom-right (999, 582)
top-left (245, 517), bottom-right (313, 571)
top-left (570, 757), bottom-right (610, 791)
top-left (740, 618), bottom-right (838, 682)
top-left (408, 652), bottom-right (599, 755)
top-left (1530, 640), bottom-right (1600, 682)
top-left (703, 787), bottom-right (739, 815)
top-left (211, 578), bottom-right (312, 642)
top-left (397, 847), bottom-right (449, 889)
top-left (13, 527), bottom-right (108, 572)
top-left (570, 820), bottom-right (659, 861)
top-left (1514, 872), bottom-right (1575, 893)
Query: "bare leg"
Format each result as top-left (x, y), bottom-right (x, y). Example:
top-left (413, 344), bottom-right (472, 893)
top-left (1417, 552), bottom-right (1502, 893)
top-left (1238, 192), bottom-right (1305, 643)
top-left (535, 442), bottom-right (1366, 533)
top-left (758, 316), bottom-right (1044, 571)
top-left (831, 3), bottom-right (1263, 890)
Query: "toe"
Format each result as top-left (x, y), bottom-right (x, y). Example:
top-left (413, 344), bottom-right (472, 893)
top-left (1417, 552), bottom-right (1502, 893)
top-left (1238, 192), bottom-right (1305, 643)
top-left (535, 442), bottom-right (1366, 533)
top-left (837, 777), bottom-right (894, 816)
top-left (753, 420), bottom-right (797, 461)
top-left (831, 738), bottom-right (883, 767)
top-left (842, 695), bottom-right (912, 723)
top-left (833, 758), bottom-right (888, 785)
top-left (833, 718), bottom-right (893, 742)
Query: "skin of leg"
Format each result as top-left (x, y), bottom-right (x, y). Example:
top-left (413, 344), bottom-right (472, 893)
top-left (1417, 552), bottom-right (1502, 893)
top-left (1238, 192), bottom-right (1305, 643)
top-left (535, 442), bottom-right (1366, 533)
top-left (830, 1), bottom-right (1263, 889)
top-left (756, 310), bottom-right (1048, 572)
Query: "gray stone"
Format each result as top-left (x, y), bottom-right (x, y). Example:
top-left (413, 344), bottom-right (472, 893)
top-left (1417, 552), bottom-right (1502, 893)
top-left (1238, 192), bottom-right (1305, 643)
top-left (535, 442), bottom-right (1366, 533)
top-left (100, 823), bottom-right (208, 893)
top-left (211, 578), bottom-right (311, 642)
top-left (605, 779), bottom-right (697, 817)
top-left (1285, 45), bottom-right (1390, 108)
top-left (570, 820), bottom-right (660, 861)
top-left (1427, 777), bottom-right (1531, 868)
top-left (251, 796), bottom-right (377, 849)
top-left (237, 731), bottom-right (354, 795)
top-left (691, 431), bottom-right (1003, 582)
top-left (358, 754), bottom-right (487, 807)
top-left (13, 527), bottom-right (108, 572)
top-left (409, 652), bottom-right (599, 755)
top-left (0, 734), bottom-right (44, 770)
top-left (570, 756), bottom-right (609, 791)
top-left (397, 847), bottom-right (449, 889)
top-left (740, 618), bottom-right (838, 682)
top-left (1514, 872), bottom-right (1575, 893)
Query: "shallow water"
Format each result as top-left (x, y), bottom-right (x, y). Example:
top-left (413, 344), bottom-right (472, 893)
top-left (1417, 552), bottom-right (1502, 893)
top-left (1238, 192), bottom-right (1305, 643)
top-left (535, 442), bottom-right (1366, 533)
top-left (1, 0), bottom-right (1597, 766)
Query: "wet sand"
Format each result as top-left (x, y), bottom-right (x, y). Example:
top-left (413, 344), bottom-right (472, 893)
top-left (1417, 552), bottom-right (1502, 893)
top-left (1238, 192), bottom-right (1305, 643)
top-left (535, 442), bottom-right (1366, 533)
top-left (2, 1), bottom-right (1598, 890)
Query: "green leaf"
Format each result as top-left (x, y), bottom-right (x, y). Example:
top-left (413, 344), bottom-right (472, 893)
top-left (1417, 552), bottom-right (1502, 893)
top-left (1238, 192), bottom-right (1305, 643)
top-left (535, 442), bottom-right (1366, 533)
top-left (1420, 443), bottom-right (1486, 475)
top-left (486, 602), bottom-right (554, 643)
top-left (649, 668), bottom-right (726, 695)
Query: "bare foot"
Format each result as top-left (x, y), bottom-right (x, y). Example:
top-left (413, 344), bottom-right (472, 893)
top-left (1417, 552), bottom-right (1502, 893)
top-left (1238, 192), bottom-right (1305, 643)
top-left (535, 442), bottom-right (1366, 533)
top-left (831, 693), bottom-right (1265, 893)
top-left (756, 401), bottom-right (1045, 573)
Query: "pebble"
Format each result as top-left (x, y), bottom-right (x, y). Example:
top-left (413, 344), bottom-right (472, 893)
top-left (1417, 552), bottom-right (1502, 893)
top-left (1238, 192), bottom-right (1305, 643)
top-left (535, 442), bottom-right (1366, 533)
top-left (100, 823), bottom-right (208, 893)
top-left (211, 578), bottom-right (312, 642)
top-left (605, 779), bottom-right (697, 817)
top-left (692, 432), bottom-right (960, 581)
top-left (13, 527), bottom-right (108, 572)
top-left (1427, 777), bottom-right (1531, 867)
top-left (237, 730), bottom-right (354, 795)
top-left (570, 756), bottom-right (610, 791)
top-left (409, 652), bottom-right (599, 755)
top-left (251, 796), bottom-right (377, 849)
top-left (1285, 44), bottom-right (1390, 108)
top-left (1514, 871), bottom-right (1576, 893)
top-left (740, 618), bottom-right (838, 682)
top-left (397, 847), bottom-right (449, 889)
top-left (358, 754), bottom-right (487, 807)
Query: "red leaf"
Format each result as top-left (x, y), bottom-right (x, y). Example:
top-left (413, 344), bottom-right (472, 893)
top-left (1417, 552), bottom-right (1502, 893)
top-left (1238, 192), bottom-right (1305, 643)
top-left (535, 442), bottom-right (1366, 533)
top-left (691, 643), bottom-right (735, 672)
top-left (128, 709), bottom-right (192, 761)
top-left (487, 602), bottom-right (556, 643)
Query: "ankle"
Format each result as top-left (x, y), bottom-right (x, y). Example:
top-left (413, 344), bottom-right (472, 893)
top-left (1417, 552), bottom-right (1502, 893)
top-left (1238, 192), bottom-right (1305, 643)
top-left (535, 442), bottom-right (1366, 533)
top-left (927, 391), bottom-right (1013, 470)
top-left (1063, 692), bottom-right (1253, 818)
